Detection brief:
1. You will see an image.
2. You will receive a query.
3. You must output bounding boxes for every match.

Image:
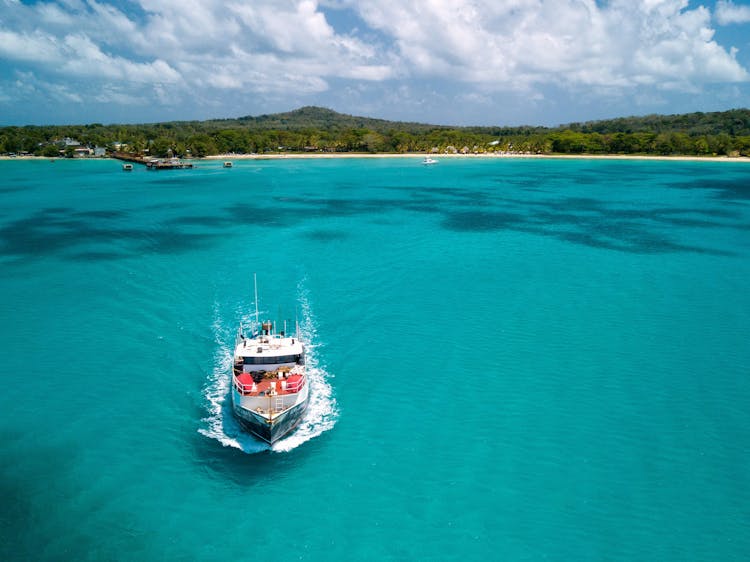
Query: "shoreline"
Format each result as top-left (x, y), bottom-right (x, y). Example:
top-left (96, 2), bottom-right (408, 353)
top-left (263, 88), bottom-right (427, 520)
top-left (2, 153), bottom-right (749, 163)
top-left (204, 152), bottom-right (750, 163)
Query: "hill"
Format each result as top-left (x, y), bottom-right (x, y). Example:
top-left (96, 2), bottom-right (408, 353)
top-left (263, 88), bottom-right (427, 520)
top-left (206, 106), bottom-right (443, 134)
top-left (204, 106), bottom-right (750, 137)
top-left (566, 109), bottom-right (750, 136)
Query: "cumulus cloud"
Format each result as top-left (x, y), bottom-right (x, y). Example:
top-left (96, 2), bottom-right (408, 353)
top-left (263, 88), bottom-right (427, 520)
top-left (0, 0), bottom-right (394, 106)
top-left (715, 0), bottom-right (750, 25)
top-left (0, 29), bottom-right (64, 64)
top-left (348, 0), bottom-right (749, 91)
top-left (0, 0), bottom-right (747, 121)
top-left (8, 70), bottom-right (83, 104)
top-left (0, 28), bottom-right (181, 84)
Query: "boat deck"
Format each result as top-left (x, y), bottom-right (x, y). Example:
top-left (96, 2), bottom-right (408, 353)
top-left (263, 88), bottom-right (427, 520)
top-left (233, 369), bottom-right (305, 397)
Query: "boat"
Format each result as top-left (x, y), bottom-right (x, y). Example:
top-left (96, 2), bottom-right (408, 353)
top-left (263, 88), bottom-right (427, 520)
top-left (223, 161), bottom-right (233, 168)
top-left (122, 163), bottom-right (133, 171)
top-left (422, 157), bottom-right (438, 165)
top-left (231, 277), bottom-right (309, 444)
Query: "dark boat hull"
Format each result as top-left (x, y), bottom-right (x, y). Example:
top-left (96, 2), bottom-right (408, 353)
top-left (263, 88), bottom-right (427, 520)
top-left (232, 391), bottom-right (309, 445)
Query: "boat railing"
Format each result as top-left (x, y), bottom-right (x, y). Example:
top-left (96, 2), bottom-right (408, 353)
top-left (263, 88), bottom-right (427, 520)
top-left (285, 375), bottom-right (305, 393)
top-left (233, 375), bottom-right (256, 395)
top-left (233, 373), bottom-right (305, 396)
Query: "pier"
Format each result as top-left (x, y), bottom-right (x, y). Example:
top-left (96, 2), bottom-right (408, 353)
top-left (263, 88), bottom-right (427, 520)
top-left (111, 152), bottom-right (193, 170)
top-left (145, 158), bottom-right (193, 170)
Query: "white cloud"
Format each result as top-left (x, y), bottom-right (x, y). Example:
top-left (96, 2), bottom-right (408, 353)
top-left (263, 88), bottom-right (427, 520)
top-left (243, 0), bottom-right (335, 54)
top-left (0, 0), bottom-right (748, 122)
top-left (0, 28), bottom-right (181, 84)
top-left (6, 70), bottom-right (83, 104)
top-left (715, 0), bottom-right (750, 25)
top-left (347, 0), bottom-right (749, 91)
top-left (92, 86), bottom-right (141, 105)
top-left (46, 82), bottom-right (83, 103)
top-left (87, 0), bottom-right (139, 37)
top-left (0, 30), bottom-right (64, 64)
top-left (0, 0), bottom-right (394, 105)
top-left (36, 2), bottom-right (77, 26)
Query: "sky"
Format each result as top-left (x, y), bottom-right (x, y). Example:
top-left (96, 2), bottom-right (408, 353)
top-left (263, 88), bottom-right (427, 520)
top-left (1, 0), bottom-right (749, 127)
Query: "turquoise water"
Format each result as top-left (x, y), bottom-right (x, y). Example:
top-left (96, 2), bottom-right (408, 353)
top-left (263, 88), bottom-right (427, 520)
top-left (1, 157), bottom-right (749, 560)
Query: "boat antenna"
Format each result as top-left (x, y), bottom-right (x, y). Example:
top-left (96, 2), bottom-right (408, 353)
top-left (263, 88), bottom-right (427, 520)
top-left (295, 305), bottom-right (300, 339)
top-left (253, 273), bottom-right (259, 333)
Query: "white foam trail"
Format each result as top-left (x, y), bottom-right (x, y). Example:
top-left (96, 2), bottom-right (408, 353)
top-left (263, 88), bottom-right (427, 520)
top-left (271, 279), bottom-right (339, 452)
top-left (198, 303), bottom-right (268, 453)
top-left (199, 281), bottom-right (338, 454)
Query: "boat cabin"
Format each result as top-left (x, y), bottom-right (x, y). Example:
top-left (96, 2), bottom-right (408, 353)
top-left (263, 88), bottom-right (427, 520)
top-left (235, 335), bottom-right (304, 369)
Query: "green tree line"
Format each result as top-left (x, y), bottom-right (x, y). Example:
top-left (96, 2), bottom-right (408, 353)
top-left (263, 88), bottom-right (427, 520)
top-left (2, 107), bottom-right (749, 157)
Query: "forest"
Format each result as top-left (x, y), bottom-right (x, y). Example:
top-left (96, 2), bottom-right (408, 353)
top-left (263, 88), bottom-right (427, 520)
top-left (1, 106), bottom-right (749, 158)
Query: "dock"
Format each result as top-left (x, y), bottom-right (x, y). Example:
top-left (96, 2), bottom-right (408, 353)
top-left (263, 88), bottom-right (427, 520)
top-left (145, 158), bottom-right (193, 170)
top-left (111, 152), bottom-right (193, 170)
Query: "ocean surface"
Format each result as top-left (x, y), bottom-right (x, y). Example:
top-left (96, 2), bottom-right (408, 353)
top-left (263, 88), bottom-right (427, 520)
top-left (1, 156), bottom-right (749, 560)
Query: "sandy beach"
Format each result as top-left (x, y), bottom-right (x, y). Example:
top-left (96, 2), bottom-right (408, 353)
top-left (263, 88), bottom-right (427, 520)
top-left (2, 153), bottom-right (749, 163)
top-left (204, 152), bottom-right (750, 163)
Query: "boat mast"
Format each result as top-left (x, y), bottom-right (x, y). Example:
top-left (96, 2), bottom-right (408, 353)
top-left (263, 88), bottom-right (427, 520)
top-left (254, 273), bottom-right (260, 334)
top-left (295, 306), bottom-right (300, 339)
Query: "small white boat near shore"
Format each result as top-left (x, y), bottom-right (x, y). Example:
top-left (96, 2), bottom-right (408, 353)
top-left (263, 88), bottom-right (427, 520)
top-left (223, 161), bottom-right (233, 168)
top-left (422, 157), bottom-right (438, 165)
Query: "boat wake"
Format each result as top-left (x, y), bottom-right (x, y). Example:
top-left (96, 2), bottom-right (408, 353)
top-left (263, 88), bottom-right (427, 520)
top-left (198, 281), bottom-right (338, 453)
